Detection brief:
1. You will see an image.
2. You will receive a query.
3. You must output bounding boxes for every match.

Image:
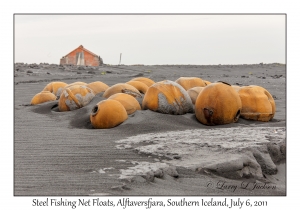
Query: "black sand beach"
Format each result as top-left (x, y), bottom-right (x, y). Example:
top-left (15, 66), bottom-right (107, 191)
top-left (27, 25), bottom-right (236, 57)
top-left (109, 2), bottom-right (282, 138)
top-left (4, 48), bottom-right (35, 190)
top-left (14, 63), bottom-right (286, 196)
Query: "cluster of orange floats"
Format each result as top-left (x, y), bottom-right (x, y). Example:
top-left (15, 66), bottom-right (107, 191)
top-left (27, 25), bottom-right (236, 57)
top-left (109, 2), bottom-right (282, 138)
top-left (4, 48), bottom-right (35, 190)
top-left (31, 77), bottom-right (276, 128)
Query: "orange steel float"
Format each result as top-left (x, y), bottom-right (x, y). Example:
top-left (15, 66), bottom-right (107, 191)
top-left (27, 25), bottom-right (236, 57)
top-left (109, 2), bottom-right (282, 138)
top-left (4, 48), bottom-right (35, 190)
top-left (195, 82), bottom-right (242, 125)
top-left (108, 93), bottom-right (141, 115)
top-left (203, 80), bottom-right (211, 86)
top-left (236, 85), bottom-right (276, 121)
top-left (142, 80), bottom-right (193, 115)
top-left (90, 99), bottom-right (128, 129)
top-left (30, 91), bottom-right (57, 105)
top-left (126, 80), bottom-right (149, 94)
top-left (175, 77), bottom-right (206, 90)
top-left (187, 87), bottom-right (205, 104)
top-left (130, 77), bottom-right (155, 87)
top-left (65, 81), bottom-right (87, 88)
top-left (231, 85), bottom-right (242, 92)
top-left (58, 85), bottom-right (95, 112)
top-left (103, 83), bottom-right (141, 98)
top-left (86, 81), bottom-right (109, 95)
top-left (43, 81), bottom-right (68, 98)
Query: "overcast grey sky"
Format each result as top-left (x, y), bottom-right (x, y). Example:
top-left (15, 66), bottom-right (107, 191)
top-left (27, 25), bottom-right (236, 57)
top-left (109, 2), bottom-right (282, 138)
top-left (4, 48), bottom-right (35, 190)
top-left (15, 14), bottom-right (285, 65)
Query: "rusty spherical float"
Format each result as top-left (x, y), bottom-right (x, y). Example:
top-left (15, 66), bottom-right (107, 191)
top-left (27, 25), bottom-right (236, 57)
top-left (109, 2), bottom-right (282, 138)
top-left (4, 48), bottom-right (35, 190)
top-left (65, 81), bottom-right (87, 88)
top-left (54, 82), bottom-right (89, 101)
top-left (187, 87), bottom-right (205, 104)
top-left (203, 80), bottom-right (211, 86)
top-left (129, 77), bottom-right (155, 87)
top-left (195, 82), bottom-right (242, 125)
top-left (42, 81), bottom-right (68, 98)
top-left (102, 83), bottom-right (142, 98)
top-left (126, 80), bottom-right (149, 94)
top-left (108, 93), bottom-right (141, 115)
top-left (86, 81), bottom-right (109, 95)
top-left (231, 85), bottom-right (243, 92)
top-left (90, 99), bottom-right (128, 129)
top-left (142, 80), bottom-right (193, 115)
top-left (236, 85), bottom-right (276, 121)
top-left (175, 77), bottom-right (206, 90)
top-left (30, 91), bottom-right (57, 105)
top-left (58, 85), bottom-right (95, 112)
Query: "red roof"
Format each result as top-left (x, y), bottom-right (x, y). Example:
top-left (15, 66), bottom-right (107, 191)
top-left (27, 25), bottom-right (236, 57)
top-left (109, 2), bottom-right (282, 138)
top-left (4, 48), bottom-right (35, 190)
top-left (63, 45), bottom-right (99, 58)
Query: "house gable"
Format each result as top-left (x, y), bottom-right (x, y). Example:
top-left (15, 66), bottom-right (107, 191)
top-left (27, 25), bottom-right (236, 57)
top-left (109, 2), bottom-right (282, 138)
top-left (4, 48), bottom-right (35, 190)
top-left (60, 45), bottom-right (103, 66)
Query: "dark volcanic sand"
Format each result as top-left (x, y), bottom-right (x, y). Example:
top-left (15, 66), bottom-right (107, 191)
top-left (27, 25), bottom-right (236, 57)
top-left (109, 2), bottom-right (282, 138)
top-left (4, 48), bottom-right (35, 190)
top-left (14, 63), bottom-right (286, 196)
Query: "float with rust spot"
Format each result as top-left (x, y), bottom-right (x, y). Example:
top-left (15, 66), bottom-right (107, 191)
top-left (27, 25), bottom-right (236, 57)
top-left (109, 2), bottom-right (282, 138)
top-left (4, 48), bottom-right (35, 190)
top-left (195, 82), bottom-right (242, 125)
top-left (142, 80), bottom-right (193, 115)
top-left (175, 77), bottom-right (206, 90)
top-left (90, 99), bottom-right (128, 129)
top-left (237, 85), bottom-right (276, 121)
top-left (58, 85), bottom-right (95, 112)
top-left (31, 91), bottom-right (57, 105)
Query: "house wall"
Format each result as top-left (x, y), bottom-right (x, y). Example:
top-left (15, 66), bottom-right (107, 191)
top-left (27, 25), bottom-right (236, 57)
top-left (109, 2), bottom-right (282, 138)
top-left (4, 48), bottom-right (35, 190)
top-left (84, 52), bottom-right (100, 66)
